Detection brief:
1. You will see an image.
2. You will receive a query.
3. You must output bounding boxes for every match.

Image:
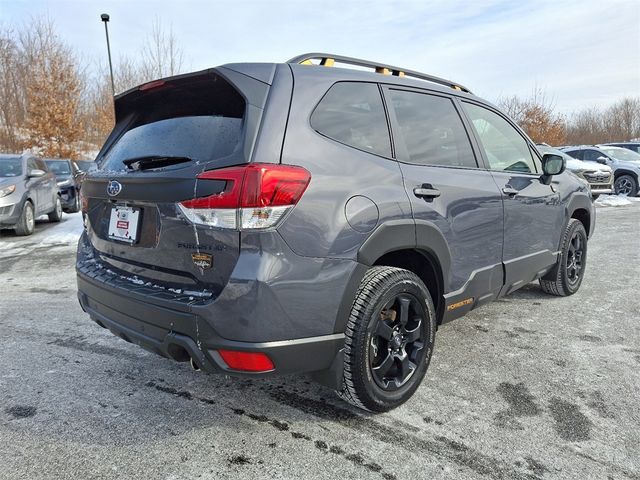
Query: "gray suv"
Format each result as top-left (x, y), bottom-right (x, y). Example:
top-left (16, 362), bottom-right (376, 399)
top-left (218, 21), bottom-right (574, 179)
top-left (0, 153), bottom-right (62, 235)
top-left (76, 54), bottom-right (594, 411)
top-left (561, 145), bottom-right (640, 196)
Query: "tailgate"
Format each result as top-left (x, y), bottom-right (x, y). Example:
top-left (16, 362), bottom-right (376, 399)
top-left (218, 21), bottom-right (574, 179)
top-left (81, 68), bottom-right (268, 297)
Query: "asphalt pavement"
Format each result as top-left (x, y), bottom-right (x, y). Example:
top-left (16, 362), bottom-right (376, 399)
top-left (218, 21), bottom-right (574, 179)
top-left (0, 204), bottom-right (639, 480)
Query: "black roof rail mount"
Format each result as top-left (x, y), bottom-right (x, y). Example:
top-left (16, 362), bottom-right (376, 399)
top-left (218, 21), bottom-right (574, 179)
top-left (287, 52), bottom-right (472, 94)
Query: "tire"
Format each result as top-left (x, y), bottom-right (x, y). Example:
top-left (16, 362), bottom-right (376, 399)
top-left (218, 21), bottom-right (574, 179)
top-left (614, 174), bottom-right (638, 197)
top-left (48, 196), bottom-right (62, 222)
top-left (338, 266), bottom-right (436, 412)
top-left (539, 219), bottom-right (587, 296)
top-left (14, 201), bottom-right (35, 236)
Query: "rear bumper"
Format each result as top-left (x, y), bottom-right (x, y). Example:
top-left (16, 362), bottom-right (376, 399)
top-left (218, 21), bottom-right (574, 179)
top-left (75, 229), bottom-right (357, 378)
top-left (77, 272), bottom-right (344, 376)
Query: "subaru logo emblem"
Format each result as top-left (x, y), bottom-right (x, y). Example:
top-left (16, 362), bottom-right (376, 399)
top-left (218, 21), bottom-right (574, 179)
top-left (107, 180), bottom-right (122, 196)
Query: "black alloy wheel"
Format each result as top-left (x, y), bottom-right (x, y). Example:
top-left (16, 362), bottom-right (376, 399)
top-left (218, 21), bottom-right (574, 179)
top-left (370, 294), bottom-right (426, 391)
top-left (565, 230), bottom-right (584, 287)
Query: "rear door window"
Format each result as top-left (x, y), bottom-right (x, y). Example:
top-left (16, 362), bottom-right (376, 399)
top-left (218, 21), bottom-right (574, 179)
top-left (564, 149), bottom-right (582, 160)
top-left (311, 82), bottom-right (391, 157)
top-left (388, 89), bottom-right (477, 168)
top-left (583, 149), bottom-right (604, 161)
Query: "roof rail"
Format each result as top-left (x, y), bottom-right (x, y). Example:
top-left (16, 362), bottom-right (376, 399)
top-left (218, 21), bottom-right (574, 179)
top-left (287, 52), bottom-right (472, 94)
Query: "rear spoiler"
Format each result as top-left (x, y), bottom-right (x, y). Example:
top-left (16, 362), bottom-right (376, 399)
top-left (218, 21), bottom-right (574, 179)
top-left (98, 65), bottom-right (278, 165)
top-left (113, 65), bottom-right (276, 124)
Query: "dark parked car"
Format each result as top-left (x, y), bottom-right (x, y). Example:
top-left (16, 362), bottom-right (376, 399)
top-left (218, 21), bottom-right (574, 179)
top-left (45, 159), bottom-right (80, 213)
top-left (76, 54), bottom-right (594, 411)
top-left (561, 145), bottom-right (640, 196)
top-left (537, 144), bottom-right (612, 198)
top-left (602, 142), bottom-right (640, 154)
top-left (0, 153), bottom-right (62, 235)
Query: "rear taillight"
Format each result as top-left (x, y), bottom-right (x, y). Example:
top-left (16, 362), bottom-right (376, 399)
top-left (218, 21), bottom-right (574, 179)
top-left (218, 350), bottom-right (275, 372)
top-left (178, 163), bottom-right (311, 230)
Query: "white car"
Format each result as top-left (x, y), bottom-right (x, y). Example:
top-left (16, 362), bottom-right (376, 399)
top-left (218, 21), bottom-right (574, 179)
top-left (537, 145), bottom-right (613, 198)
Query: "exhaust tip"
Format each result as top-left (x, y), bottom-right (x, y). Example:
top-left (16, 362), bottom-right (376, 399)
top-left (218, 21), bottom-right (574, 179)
top-left (190, 357), bottom-right (201, 371)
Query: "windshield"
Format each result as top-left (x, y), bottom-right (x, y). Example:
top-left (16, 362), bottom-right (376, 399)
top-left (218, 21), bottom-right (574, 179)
top-left (600, 147), bottom-right (640, 162)
top-left (45, 160), bottom-right (71, 175)
top-left (0, 157), bottom-right (23, 177)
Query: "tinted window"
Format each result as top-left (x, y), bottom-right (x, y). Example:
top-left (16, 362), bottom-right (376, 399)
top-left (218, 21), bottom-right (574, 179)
top-left (35, 159), bottom-right (49, 171)
top-left (311, 82), bottom-right (391, 157)
top-left (75, 161), bottom-right (98, 172)
top-left (389, 90), bottom-right (476, 167)
top-left (462, 102), bottom-right (537, 173)
top-left (46, 160), bottom-right (71, 175)
top-left (100, 75), bottom-right (245, 171)
top-left (564, 149), bottom-right (582, 160)
top-left (27, 158), bottom-right (38, 172)
top-left (102, 116), bottom-right (243, 171)
top-left (583, 149), bottom-right (604, 162)
top-left (0, 158), bottom-right (22, 177)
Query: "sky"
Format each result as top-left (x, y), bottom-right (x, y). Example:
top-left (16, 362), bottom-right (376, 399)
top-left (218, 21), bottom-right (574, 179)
top-left (1, 0), bottom-right (639, 115)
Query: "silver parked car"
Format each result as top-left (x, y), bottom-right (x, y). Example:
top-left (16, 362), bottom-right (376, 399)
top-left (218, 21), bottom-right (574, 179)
top-left (537, 144), bottom-right (612, 198)
top-left (0, 153), bottom-right (62, 235)
top-left (561, 145), bottom-right (640, 196)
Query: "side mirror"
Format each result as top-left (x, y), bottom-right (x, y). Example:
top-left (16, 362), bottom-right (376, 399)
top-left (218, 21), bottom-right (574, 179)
top-left (540, 153), bottom-right (565, 185)
top-left (596, 156), bottom-right (608, 164)
top-left (28, 169), bottom-right (46, 178)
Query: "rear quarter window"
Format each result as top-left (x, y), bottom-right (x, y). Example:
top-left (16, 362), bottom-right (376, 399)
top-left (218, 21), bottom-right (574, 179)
top-left (311, 82), bottom-right (391, 158)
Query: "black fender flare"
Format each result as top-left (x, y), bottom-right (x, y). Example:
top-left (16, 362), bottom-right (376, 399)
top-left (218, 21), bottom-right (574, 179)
top-left (565, 192), bottom-right (594, 239)
top-left (333, 219), bottom-right (451, 333)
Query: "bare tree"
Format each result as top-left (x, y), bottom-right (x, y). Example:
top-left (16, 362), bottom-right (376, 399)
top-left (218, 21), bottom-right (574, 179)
top-left (565, 97), bottom-right (640, 145)
top-left (0, 25), bottom-right (28, 151)
top-left (79, 17), bottom-right (186, 148)
top-left (21, 17), bottom-right (84, 159)
top-left (498, 88), bottom-right (567, 146)
top-left (140, 17), bottom-right (184, 80)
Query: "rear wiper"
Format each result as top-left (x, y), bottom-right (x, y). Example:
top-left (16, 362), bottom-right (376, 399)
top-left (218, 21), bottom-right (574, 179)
top-left (122, 155), bottom-right (192, 171)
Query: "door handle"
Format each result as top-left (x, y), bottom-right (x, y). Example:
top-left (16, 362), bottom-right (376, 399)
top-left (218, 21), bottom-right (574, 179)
top-left (413, 187), bottom-right (441, 199)
top-left (502, 186), bottom-right (519, 196)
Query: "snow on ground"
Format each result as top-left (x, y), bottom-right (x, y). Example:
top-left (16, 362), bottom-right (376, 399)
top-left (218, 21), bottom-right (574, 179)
top-left (0, 212), bottom-right (83, 257)
top-left (37, 213), bottom-right (83, 246)
top-left (594, 194), bottom-right (640, 207)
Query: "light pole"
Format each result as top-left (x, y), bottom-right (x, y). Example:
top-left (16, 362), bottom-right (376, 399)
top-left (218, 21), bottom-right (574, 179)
top-left (101, 13), bottom-right (115, 97)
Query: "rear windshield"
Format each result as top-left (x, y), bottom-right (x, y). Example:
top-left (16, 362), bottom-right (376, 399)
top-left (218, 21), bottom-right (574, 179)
top-left (0, 158), bottom-right (22, 177)
top-left (46, 160), bottom-right (71, 175)
top-left (75, 161), bottom-right (98, 172)
top-left (100, 73), bottom-right (245, 171)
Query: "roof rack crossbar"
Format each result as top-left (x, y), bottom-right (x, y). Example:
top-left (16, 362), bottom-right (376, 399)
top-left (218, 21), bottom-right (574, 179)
top-left (287, 52), bottom-right (471, 93)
